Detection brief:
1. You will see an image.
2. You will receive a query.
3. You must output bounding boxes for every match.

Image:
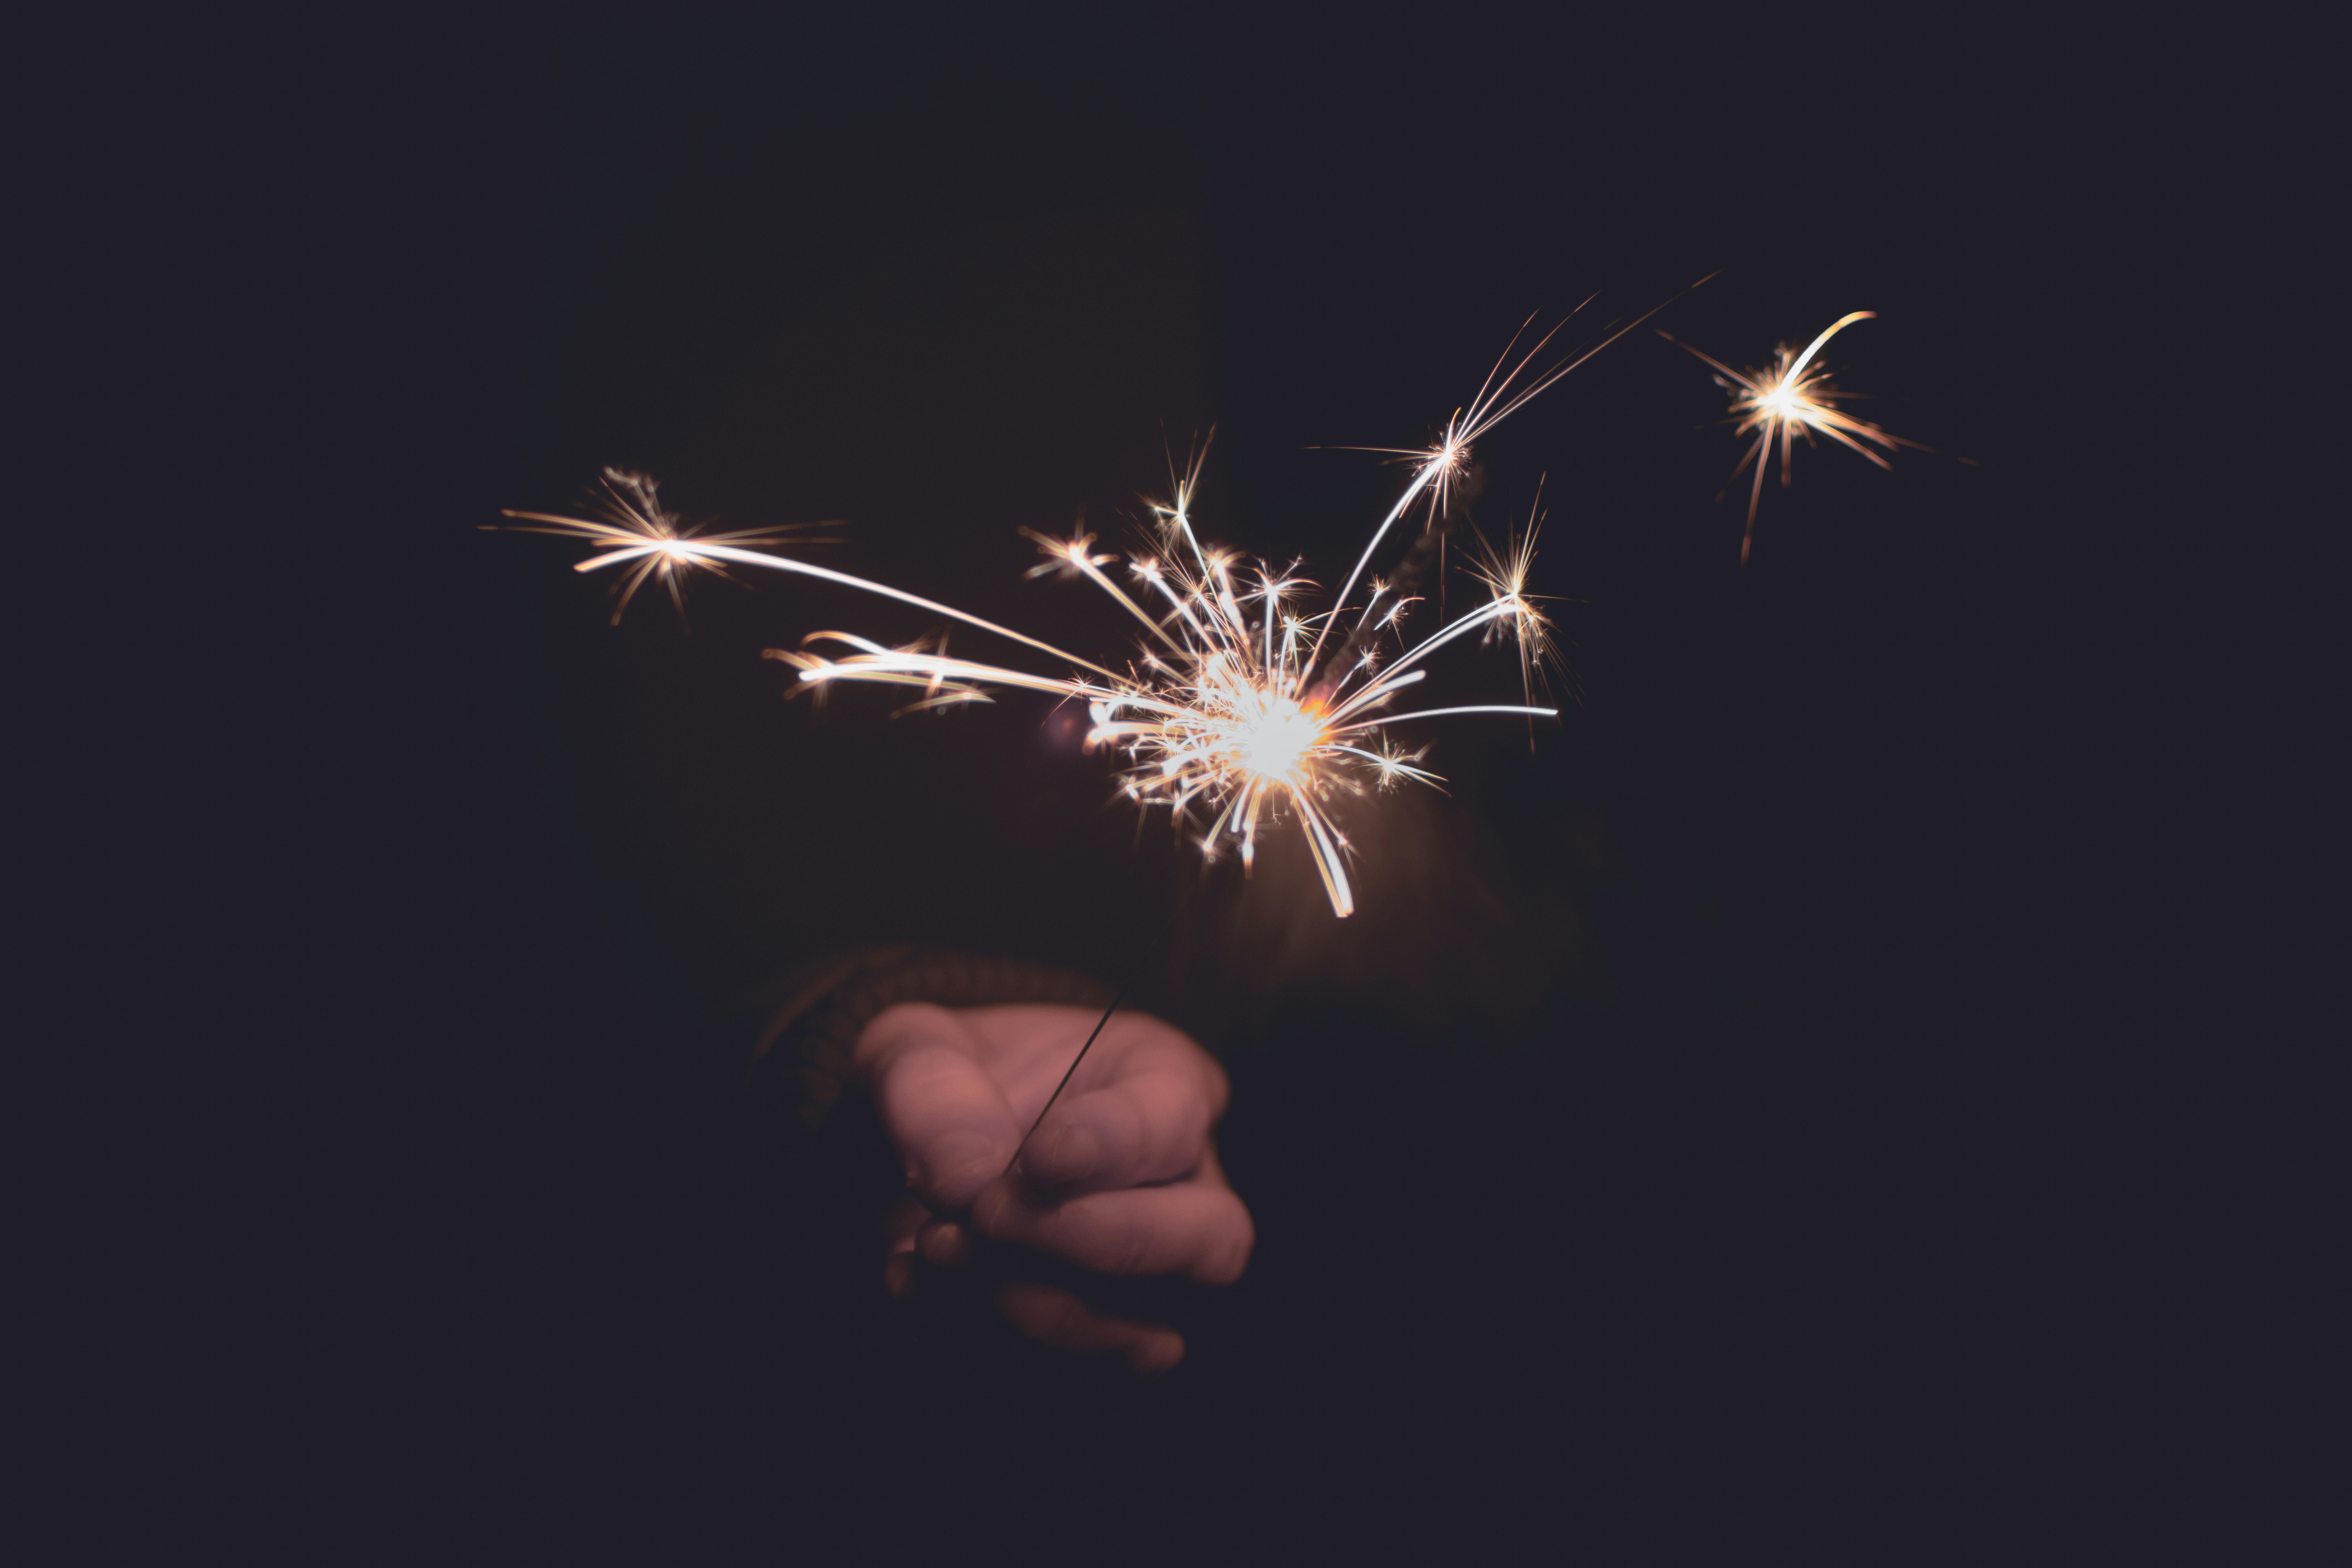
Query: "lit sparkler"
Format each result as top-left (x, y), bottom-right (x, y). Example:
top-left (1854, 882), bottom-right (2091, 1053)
top-left (767, 432), bottom-right (1561, 920)
top-left (1661, 311), bottom-right (1919, 564)
top-left (505, 315), bottom-right (1671, 917)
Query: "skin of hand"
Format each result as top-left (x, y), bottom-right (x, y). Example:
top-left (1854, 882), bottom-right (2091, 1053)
top-left (855, 1002), bottom-right (1252, 1373)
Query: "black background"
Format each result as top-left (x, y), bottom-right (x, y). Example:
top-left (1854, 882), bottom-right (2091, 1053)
top-left (49, 7), bottom-right (2329, 1559)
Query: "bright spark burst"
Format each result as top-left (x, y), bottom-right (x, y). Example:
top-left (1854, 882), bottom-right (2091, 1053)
top-left (495, 468), bottom-right (835, 623)
top-left (511, 308), bottom-right (1693, 918)
top-left (765, 430), bottom-right (1560, 919)
top-left (1463, 486), bottom-right (1561, 722)
top-left (1661, 312), bottom-right (1920, 564)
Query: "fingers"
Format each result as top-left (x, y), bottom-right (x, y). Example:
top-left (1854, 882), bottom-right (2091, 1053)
top-left (855, 1004), bottom-right (1020, 1213)
top-left (971, 1162), bottom-right (1255, 1286)
top-left (880, 1208), bottom-right (1189, 1375)
top-left (958, 1008), bottom-right (1231, 1193)
top-left (1018, 1070), bottom-right (1213, 1191)
top-left (916, 1215), bottom-right (972, 1267)
top-left (992, 1282), bottom-right (1185, 1374)
top-left (882, 1194), bottom-right (926, 1299)
top-left (955, 1008), bottom-right (1229, 1116)
top-left (864, 1003), bottom-right (1250, 1372)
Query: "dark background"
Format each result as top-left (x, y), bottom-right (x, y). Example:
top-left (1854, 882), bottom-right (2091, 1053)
top-left (55, 7), bottom-right (2328, 1559)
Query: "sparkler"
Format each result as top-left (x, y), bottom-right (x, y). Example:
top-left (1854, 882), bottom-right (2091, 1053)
top-left (508, 310), bottom-right (1689, 920)
top-left (771, 481), bottom-right (1550, 919)
top-left (500, 465), bottom-right (1545, 918)
top-left (497, 279), bottom-right (1945, 1253)
top-left (503, 299), bottom-right (1700, 1170)
top-left (762, 305), bottom-right (1659, 920)
top-left (1661, 311), bottom-right (1920, 564)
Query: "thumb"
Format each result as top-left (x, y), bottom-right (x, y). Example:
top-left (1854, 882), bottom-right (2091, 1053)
top-left (855, 1003), bottom-right (1021, 1213)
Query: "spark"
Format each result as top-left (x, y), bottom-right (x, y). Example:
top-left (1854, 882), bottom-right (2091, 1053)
top-left (757, 427), bottom-right (1569, 918)
top-left (508, 314), bottom-right (1687, 916)
top-left (1463, 485), bottom-right (1561, 723)
top-left (1661, 312), bottom-right (1923, 564)
top-left (494, 468), bottom-right (836, 623)
top-left (1306, 291), bottom-right (1690, 680)
top-left (501, 474), bottom-right (1132, 682)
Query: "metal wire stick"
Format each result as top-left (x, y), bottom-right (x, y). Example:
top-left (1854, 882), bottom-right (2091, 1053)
top-left (1004, 984), bottom-right (1125, 1174)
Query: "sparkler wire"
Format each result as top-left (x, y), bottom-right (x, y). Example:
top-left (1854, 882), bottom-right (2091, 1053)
top-left (500, 294), bottom-right (1808, 1283)
top-left (1007, 984), bottom-right (1127, 1176)
top-left (499, 282), bottom-right (1942, 1315)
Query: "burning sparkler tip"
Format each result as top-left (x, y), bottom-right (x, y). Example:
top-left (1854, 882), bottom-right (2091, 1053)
top-left (516, 314), bottom-right (1640, 914)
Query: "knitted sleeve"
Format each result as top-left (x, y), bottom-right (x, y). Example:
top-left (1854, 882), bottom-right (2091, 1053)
top-left (747, 945), bottom-right (1115, 1131)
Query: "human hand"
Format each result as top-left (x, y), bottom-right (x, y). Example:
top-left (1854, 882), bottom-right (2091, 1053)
top-left (855, 1002), bottom-right (1252, 1373)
